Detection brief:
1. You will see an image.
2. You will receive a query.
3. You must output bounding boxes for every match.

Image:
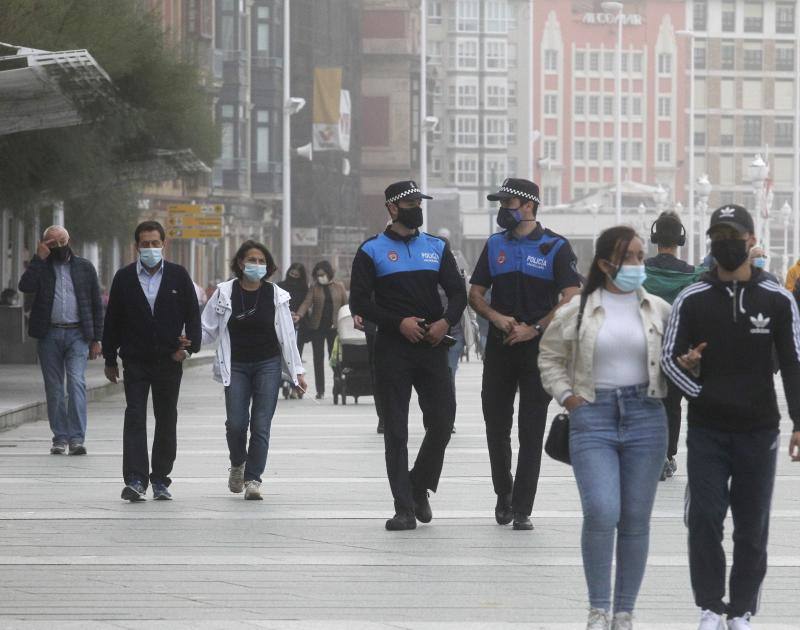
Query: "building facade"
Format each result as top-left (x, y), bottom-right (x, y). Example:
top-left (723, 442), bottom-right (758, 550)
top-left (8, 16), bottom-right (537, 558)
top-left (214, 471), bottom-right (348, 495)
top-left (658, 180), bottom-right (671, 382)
top-left (533, 0), bottom-right (688, 210)
top-left (360, 0), bottom-right (422, 237)
top-left (425, 0), bottom-right (534, 261)
top-left (688, 0), bottom-right (799, 266)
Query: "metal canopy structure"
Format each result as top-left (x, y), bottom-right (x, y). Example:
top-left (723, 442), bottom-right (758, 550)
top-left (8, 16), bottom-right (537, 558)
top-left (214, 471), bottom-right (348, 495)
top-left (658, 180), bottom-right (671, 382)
top-left (0, 42), bottom-right (115, 136)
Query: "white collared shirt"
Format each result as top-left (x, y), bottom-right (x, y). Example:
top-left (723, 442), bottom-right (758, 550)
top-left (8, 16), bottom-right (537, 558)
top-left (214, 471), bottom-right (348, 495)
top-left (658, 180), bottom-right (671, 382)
top-left (136, 259), bottom-right (164, 314)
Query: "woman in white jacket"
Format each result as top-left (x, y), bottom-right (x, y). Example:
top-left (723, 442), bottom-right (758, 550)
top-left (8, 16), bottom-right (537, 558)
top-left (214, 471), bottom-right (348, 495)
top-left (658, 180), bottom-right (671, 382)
top-left (201, 240), bottom-right (306, 500)
top-left (538, 226), bottom-right (671, 630)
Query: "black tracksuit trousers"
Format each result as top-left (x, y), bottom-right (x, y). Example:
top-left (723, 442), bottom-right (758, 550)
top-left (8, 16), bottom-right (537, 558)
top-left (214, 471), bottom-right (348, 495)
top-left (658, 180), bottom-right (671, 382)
top-left (481, 330), bottom-right (552, 516)
top-left (374, 332), bottom-right (455, 512)
top-left (686, 424), bottom-right (779, 618)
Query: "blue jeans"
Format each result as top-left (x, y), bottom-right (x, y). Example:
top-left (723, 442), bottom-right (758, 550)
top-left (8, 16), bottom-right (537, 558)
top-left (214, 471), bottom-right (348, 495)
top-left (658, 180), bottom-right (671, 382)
top-left (447, 332), bottom-right (465, 389)
top-left (224, 357), bottom-right (282, 483)
top-left (569, 384), bottom-right (667, 613)
top-left (37, 327), bottom-right (89, 445)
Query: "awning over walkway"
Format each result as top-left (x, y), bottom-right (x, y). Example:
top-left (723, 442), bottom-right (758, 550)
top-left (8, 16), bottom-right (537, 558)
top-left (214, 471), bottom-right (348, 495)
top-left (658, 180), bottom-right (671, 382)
top-left (0, 42), bottom-right (115, 136)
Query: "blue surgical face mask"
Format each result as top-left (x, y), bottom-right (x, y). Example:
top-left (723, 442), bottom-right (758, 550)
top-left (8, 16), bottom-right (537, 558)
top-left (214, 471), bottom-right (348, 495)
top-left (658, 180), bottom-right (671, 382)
top-left (753, 257), bottom-right (767, 269)
top-left (139, 247), bottom-right (162, 268)
top-left (611, 265), bottom-right (647, 293)
top-left (243, 264), bottom-right (267, 282)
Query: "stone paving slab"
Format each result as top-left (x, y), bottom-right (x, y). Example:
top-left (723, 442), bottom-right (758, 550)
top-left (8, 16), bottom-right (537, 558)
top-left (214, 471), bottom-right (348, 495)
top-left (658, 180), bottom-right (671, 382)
top-left (0, 360), bottom-right (798, 628)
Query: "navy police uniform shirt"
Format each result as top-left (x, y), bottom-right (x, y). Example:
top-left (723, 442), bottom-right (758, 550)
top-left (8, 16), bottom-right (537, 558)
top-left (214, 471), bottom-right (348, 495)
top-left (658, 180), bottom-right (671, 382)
top-left (350, 227), bottom-right (467, 334)
top-left (470, 224), bottom-right (580, 324)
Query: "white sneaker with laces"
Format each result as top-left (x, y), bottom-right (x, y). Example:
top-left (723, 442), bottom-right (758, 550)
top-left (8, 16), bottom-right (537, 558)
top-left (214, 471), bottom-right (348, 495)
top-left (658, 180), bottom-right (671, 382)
top-left (728, 613), bottom-right (752, 629)
top-left (228, 464), bottom-right (245, 493)
top-left (586, 608), bottom-right (610, 630)
top-left (244, 480), bottom-right (262, 500)
top-left (698, 610), bottom-right (726, 630)
top-left (612, 611), bottom-right (633, 630)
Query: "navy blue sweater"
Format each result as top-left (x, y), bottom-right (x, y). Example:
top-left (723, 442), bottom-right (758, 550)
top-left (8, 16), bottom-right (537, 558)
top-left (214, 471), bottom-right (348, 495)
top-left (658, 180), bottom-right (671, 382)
top-left (102, 261), bottom-right (201, 366)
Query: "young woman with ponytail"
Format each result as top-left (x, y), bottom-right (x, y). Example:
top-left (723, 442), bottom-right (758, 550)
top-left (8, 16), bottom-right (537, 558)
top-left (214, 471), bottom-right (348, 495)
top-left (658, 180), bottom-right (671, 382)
top-left (538, 226), bottom-right (672, 630)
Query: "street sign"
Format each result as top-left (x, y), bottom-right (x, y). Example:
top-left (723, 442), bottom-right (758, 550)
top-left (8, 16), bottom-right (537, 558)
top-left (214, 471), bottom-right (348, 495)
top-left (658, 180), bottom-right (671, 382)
top-left (167, 203), bottom-right (223, 215)
top-left (167, 227), bottom-right (223, 239)
top-left (166, 203), bottom-right (224, 239)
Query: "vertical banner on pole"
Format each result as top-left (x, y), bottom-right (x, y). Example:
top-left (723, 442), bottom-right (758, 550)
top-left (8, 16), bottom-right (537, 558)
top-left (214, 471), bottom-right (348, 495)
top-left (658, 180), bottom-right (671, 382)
top-left (313, 68), bottom-right (349, 152)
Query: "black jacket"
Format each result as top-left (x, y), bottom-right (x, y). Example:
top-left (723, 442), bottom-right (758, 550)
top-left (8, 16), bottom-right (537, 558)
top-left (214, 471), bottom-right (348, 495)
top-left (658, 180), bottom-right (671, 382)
top-left (18, 254), bottom-right (103, 342)
top-left (349, 228), bottom-right (467, 335)
top-left (662, 267), bottom-right (800, 432)
top-left (102, 261), bottom-right (201, 366)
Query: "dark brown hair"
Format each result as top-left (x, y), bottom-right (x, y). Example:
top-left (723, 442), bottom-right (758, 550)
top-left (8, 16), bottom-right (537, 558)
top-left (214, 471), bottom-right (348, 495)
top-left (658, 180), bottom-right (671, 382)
top-left (134, 220), bottom-right (165, 243)
top-left (230, 240), bottom-right (277, 280)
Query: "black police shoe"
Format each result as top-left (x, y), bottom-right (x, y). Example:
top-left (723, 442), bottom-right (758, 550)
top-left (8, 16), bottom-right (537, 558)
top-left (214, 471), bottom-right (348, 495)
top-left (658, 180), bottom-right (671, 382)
top-left (495, 493), bottom-right (513, 525)
top-left (512, 512), bottom-right (534, 531)
top-left (412, 486), bottom-right (432, 523)
top-left (385, 509), bottom-right (417, 531)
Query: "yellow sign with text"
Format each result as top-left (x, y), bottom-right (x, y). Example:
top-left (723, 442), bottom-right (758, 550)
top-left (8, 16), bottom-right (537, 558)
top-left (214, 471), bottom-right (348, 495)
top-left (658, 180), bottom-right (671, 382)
top-left (167, 227), bottom-right (223, 239)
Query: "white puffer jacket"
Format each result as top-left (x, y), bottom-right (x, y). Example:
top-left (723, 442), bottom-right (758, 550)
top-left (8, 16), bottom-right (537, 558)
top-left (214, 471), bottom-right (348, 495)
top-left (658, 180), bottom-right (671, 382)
top-left (201, 279), bottom-right (305, 387)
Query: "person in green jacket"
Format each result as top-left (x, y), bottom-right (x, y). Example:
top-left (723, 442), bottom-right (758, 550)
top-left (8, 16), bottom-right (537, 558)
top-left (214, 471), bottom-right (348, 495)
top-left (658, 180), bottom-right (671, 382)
top-left (644, 212), bottom-right (705, 481)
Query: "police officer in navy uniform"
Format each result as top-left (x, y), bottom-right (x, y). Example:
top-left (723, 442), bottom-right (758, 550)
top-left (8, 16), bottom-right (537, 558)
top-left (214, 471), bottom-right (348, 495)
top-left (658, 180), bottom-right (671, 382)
top-left (350, 181), bottom-right (468, 531)
top-left (469, 178), bottom-right (581, 530)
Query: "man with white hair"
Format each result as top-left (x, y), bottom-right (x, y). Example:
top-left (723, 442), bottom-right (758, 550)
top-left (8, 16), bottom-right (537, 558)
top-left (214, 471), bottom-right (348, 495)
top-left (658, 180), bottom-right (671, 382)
top-left (18, 225), bottom-right (104, 455)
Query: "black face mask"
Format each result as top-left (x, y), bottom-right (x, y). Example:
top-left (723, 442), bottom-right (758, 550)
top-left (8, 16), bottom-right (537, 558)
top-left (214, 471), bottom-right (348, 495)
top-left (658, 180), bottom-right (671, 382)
top-left (496, 207), bottom-right (522, 230)
top-left (396, 206), bottom-right (423, 230)
top-left (50, 245), bottom-right (71, 263)
top-left (711, 238), bottom-right (749, 272)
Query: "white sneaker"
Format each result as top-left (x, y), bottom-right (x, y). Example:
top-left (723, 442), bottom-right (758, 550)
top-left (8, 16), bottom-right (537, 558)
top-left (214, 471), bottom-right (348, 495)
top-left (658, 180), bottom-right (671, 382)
top-left (728, 613), bottom-right (752, 629)
top-left (698, 610), bottom-right (726, 630)
top-left (228, 464), bottom-right (245, 493)
top-left (612, 612), bottom-right (633, 630)
top-left (587, 608), bottom-right (610, 630)
top-left (244, 480), bottom-right (262, 500)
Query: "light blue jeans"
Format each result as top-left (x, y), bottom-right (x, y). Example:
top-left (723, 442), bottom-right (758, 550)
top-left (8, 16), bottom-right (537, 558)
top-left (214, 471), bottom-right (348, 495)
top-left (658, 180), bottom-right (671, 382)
top-left (569, 384), bottom-right (667, 613)
top-left (37, 327), bottom-right (90, 445)
top-left (224, 357), bottom-right (282, 483)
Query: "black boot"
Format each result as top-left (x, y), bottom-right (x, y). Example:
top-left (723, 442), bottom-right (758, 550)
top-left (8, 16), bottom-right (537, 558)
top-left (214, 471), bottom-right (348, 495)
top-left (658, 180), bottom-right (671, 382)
top-left (412, 486), bottom-right (432, 523)
top-left (495, 493), bottom-right (513, 525)
top-left (512, 512), bottom-right (534, 531)
top-left (385, 508), bottom-right (416, 531)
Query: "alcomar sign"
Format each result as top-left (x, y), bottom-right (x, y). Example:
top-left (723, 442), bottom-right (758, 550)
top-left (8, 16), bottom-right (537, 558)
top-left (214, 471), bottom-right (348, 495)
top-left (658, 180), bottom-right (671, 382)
top-left (582, 13), bottom-right (644, 26)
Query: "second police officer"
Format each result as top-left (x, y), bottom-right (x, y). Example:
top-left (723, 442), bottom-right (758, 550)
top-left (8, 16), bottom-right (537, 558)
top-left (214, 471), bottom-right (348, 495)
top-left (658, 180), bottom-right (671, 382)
top-left (469, 178), bottom-right (581, 530)
top-left (350, 181), bottom-right (467, 531)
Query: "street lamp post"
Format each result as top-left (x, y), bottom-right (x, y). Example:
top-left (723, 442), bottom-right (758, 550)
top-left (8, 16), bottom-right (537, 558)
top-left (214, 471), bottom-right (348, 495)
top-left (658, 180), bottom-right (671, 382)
top-left (781, 201), bottom-right (792, 275)
top-left (419, 0), bottom-right (428, 231)
top-left (749, 154), bottom-right (769, 247)
top-left (696, 174), bottom-right (712, 259)
top-left (602, 1), bottom-right (624, 224)
top-left (677, 29), bottom-right (696, 264)
top-left (653, 183), bottom-right (668, 213)
top-left (589, 202), bottom-right (600, 245)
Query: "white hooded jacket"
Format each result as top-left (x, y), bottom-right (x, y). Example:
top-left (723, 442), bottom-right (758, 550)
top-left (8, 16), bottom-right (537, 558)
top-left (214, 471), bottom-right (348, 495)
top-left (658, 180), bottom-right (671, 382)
top-left (201, 279), bottom-right (305, 387)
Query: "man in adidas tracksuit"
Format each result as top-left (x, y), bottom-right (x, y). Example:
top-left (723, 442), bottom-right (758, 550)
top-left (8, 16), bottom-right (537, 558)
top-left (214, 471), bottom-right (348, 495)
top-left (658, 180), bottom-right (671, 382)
top-left (662, 204), bottom-right (800, 630)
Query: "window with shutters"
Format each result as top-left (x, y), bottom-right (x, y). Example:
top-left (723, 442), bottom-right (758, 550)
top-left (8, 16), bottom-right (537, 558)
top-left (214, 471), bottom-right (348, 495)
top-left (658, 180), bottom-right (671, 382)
top-left (544, 94), bottom-right (558, 115)
top-left (776, 2), bottom-right (795, 34)
top-left (544, 50), bottom-right (558, 72)
top-left (575, 51), bottom-right (585, 72)
top-left (589, 95), bottom-right (600, 116)
top-left (589, 51), bottom-right (600, 72)
top-left (693, 1), bottom-right (707, 30)
top-left (743, 44), bottom-right (762, 70)
top-left (776, 45), bottom-right (794, 71)
top-left (720, 117), bottom-right (734, 146)
top-left (574, 95), bottom-right (585, 116)
top-left (658, 53), bottom-right (672, 74)
top-left (589, 141), bottom-right (599, 161)
top-left (743, 116), bottom-right (762, 146)
top-left (657, 142), bottom-right (671, 163)
top-left (574, 140), bottom-right (585, 160)
top-left (775, 119), bottom-right (794, 147)
top-left (603, 95), bottom-right (613, 117)
top-left (721, 42), bottom-right (735, 70)
top-left (775, 81), bottom-right (794, 110)
top-left (658, 96), bottom-right (671, 117)
top-left (722, 0), bottom-right (736, 32)
top-left (603, 141), bottom-right (613, 161)
top-left (744, 1), bottom-right (763, 33)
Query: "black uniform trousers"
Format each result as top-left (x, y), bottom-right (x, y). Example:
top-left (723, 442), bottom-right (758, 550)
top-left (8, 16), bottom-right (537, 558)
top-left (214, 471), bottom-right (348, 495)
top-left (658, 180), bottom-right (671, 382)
top-left (664, 380), bottom-right (683, 459)
top-left (122, 357), bottom-right (183, 488)
top-left (374, 331), bottom-right (455, 512)
top-left (481, 328), bottom-right (552, 516)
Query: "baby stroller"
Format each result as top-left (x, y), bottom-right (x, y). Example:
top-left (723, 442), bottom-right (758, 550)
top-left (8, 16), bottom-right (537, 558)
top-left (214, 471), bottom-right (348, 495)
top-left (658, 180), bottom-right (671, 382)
top-left (330, 305), bottom-right (373, 405)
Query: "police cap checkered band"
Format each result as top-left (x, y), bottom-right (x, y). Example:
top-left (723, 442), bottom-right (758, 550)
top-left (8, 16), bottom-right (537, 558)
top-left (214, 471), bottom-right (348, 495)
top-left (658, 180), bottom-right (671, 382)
top-left (384, 180), bottom-right (433, 203)
top-left (486, 177), bottom-right (541, 203)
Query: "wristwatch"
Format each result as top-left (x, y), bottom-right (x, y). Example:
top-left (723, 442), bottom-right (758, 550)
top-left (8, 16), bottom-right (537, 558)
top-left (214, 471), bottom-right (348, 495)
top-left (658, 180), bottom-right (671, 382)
top-left (533, 323), bottom-right (544, 334)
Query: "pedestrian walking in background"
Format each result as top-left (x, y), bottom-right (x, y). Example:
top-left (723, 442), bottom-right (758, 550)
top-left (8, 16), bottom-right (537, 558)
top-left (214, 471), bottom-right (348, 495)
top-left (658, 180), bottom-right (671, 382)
top-left (784, 255), bottom-right (800, 291)
top-left (18, 225), bottom-right (103, 456)
top-left (350, 180), bottom-right (467, 531)
top-left (278, 262), bottom-right (309, 359)
top-left (103, 221), bottom-right (200, 502)
top-left (643, 211), bottom-right (705, 481)
top-left (202, 240), bottom-right (306, 501)
top-left (469, 178), bottom-right (581, 531)
top-left (295, 260), bottom-right (347, 399)
top-left (539, 226), bottom-right (671, 630)
top-left (662, 205), bottom-right (800, 630)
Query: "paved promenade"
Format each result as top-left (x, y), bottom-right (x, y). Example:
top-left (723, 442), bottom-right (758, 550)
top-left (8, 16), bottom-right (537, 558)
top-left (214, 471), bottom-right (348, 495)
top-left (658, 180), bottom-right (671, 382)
top-left (0, 358), bottom-right (798, 629)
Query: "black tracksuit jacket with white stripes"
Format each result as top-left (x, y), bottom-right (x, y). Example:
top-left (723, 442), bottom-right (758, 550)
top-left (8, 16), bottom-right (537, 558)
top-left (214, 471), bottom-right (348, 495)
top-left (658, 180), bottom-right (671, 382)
top-left (662, 267), bottom-right (800, 433)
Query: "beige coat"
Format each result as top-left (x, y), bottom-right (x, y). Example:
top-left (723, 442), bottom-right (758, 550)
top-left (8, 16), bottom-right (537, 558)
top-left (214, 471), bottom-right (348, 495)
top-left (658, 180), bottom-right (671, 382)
top-left (538, 288), bottom-right (672, 404)
top-left (297, 281), bottom-right (348, 331)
